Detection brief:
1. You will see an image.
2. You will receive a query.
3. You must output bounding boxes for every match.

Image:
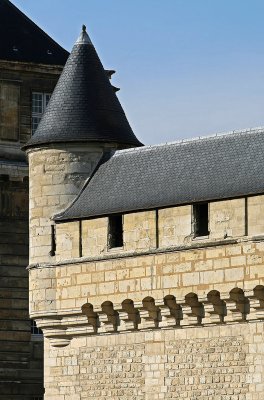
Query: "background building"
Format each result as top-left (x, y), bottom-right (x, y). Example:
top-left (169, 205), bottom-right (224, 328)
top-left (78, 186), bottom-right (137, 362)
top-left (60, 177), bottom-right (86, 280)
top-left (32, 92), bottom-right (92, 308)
top-left (0, 0), bottom-right (68, 398)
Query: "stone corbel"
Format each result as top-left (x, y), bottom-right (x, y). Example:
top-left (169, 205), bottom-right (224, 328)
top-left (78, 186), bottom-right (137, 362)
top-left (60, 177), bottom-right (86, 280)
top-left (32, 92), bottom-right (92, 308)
top-left (97, 302), bottom-right (118, 333)
top-left (82, 303), bottom-right (98, 333)
top-left (200, 291), bottom-right (226, 325)
top-left (157, 296), bottom-right (182, 328)
top-left (223, 289), bottom-right (249, 322)
top-left (118, 299), bottom-right (140, 331)
top-left (246, 286), bottom-right (264, 320)
top-left (180, 293), bottom-right (204, 326)
top-left (138, 297), bottom-right (161, 329)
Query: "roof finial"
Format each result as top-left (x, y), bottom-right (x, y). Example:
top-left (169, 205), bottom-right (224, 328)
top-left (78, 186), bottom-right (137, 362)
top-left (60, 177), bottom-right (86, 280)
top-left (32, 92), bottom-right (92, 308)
top-left (76, 24), bottom-right (93, 45)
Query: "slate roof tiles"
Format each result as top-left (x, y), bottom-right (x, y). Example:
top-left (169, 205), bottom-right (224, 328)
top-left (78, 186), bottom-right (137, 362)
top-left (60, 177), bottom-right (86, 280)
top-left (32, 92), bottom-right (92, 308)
top-left (0, 0), bottom-right (69, 65)
top-left (23, 27), bottom-right (142, 149)
top-left (55, 127), bottom-right (264, 220)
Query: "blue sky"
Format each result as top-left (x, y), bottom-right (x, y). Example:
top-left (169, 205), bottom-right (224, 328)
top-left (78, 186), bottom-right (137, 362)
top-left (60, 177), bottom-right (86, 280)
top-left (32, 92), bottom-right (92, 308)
top-left (12, 0), bottom-right (264, 145)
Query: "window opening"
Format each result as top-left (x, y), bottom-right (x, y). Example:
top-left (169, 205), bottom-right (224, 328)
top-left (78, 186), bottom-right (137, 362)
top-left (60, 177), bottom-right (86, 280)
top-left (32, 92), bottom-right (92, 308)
top-left (31, 319), bottom-right (43, 336)
top-left (79, 220), bottom-right (83, 257)
top-left (245, 197), bottom-right (248, 236)
top-left (32, 92), bottom-right (51, 134)
top-left (193, 203), bottom-right (209, 237)
top-left (50, 224), bottom-right (56, 256)
top-left (109, 215), bottom-right (123, 248)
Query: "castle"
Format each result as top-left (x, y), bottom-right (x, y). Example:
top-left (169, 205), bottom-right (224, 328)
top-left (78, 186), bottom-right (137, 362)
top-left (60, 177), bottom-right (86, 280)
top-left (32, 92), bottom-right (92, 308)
top-left (2, 1), bottom-right (264, 399)
top-left (24, 21), bottom-right (264, 400)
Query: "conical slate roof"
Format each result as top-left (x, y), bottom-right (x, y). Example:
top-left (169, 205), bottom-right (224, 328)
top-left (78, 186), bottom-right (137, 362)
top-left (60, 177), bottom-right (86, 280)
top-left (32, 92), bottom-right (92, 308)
top-left (24, 26), bottom-right (142, 149)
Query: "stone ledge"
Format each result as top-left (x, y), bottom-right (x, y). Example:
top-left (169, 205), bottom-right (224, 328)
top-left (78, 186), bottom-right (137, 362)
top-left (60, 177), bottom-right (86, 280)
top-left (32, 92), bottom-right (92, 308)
top-left (33, 284), bottom-right (264, 347)
top-left (28, 237), bottom-right (245, 269)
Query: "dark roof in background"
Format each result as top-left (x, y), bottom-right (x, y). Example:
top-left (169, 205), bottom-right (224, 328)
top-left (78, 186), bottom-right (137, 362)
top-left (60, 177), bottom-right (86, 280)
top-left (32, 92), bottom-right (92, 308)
top-left (23, 27), bottom-right (142, 150)
top-left (55, 127), bottom-right (264, 221)
top-left (0, 0), bottom-right (69, 65)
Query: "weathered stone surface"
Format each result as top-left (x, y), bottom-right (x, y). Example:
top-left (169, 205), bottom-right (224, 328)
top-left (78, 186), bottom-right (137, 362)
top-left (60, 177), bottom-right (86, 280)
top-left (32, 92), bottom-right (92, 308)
top-left (28, 145), bottom-right (110, 264)
top-left (42, 323), bottom-right (264, 400)
top-left (27, 192), bottom-right (264, 398)
top-left (0, 58), bottom-right (61, 398)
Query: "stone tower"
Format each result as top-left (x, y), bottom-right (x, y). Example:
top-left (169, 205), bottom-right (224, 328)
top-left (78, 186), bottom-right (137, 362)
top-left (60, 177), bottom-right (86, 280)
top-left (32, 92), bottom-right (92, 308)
top-left (23, 26), bottom-right (142, 266)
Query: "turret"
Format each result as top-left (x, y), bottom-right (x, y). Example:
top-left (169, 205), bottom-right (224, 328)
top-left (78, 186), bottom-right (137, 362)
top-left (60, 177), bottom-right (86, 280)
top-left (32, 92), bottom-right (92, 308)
top-left (23, 26), bottom-right (142, 265)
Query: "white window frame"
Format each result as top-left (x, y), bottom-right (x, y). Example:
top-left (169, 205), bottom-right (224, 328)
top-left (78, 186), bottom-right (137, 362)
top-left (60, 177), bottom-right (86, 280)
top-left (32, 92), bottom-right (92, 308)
top-left (32, 92), bottom-right (51, 134)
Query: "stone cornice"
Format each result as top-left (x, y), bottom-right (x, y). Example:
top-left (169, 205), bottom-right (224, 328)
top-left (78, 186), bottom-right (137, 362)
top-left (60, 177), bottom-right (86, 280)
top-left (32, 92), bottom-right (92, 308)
top-left (0, 59), bottom-right (64, 75)
top-left (0, 159), bottom-right (28, 180)
top-left (33, 285), bottom-right (264, 347)
top-left (27, 236), bottom-right (264, 270)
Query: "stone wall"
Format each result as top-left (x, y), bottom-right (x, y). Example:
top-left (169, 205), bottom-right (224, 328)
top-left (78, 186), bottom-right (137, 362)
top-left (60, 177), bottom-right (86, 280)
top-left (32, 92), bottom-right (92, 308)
top-left (29, 230), bottom-right (264, 398)
top-left (28, 191), bottom-right (264, 398)
top-left (248, 195), bottom-right (264, 236)
top-left (30, 239), bottom-right (264, 313)
top-left (0, 176), bottom-right (43, 399)
top-left (0, 60), bottom-right (63, 399)
top-left (124, 211), bottom-right (157, 252)
top-left (159, 205), bottom-right (191, 247)
top-left (210, 198), bottom-right (246, 239)
top-left (54, 195), bottom-right (262, 263)
top-left (28, 144), bottom-right (106, 264)
top-left (43, 322), bottom-right (263, 400)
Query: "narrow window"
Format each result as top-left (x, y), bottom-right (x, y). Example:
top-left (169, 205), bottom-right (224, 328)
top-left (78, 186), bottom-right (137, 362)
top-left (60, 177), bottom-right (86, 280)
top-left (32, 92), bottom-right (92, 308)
top-left (193, 203), bottom-right (209, 237)
top-left (79, 220), bottom-right (83, 257)
top-left (109, 215), bottom-right (123, 248)
top-left (32, 92), bottom-right (51, 134)
top-left (50, 225), bottom-right (56, 256)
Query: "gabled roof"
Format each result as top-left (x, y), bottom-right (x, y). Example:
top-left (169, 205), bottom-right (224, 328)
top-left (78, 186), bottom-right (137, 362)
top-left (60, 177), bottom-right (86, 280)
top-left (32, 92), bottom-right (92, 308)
top-left (0, 0), bottom-right (69, 65)
top-left (23, 26), bottom-right (142, 150)
top-left (55, 127), bottom-right (264, 221)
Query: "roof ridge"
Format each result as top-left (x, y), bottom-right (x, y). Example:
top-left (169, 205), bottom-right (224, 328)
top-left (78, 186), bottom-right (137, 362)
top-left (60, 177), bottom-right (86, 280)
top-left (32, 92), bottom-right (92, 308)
top-left (2, 0), bottom-right (69, 55)
top-left (115, 125), bottom-right (264, 156)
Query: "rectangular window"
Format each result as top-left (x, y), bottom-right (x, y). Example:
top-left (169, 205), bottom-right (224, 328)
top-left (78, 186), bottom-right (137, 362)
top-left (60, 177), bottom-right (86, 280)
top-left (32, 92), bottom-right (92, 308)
top-left (109, 214), bottom-right (123, 248)
top-left (0, 82), bottom-right (20, 140)
top-left (32, 92), bottom-right (51, 134)
top-left (193, 203), bottom-right (209, 237)
top-left (31, 319), bottom-right (43, 336)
